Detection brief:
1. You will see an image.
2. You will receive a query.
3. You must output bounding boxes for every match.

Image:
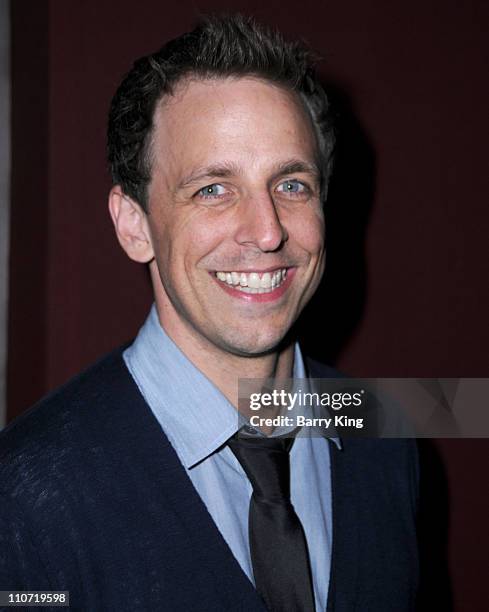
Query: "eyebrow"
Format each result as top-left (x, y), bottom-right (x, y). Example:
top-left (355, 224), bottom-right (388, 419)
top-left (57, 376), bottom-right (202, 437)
top-left (270, 160), bottom-right (321, 184)
top-left (176, 162), bottom-right (242, 191)
top-left (176, 158), bottom-right (321, 191)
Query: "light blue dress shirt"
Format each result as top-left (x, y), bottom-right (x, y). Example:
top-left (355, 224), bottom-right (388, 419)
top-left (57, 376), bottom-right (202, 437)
top-left (124, 305), bottom-right (340, 611)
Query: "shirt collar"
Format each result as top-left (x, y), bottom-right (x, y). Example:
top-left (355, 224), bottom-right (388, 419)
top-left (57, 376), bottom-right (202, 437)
top-left (124, 304), bottom-right (340, 469)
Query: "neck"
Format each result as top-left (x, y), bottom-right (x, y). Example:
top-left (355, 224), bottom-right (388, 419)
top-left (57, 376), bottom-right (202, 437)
top-left (197, 341), bottom-right (296, 407)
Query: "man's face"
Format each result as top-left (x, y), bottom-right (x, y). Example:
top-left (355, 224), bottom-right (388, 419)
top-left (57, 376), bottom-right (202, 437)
top-left (146, 77), bottom-right (325, 357)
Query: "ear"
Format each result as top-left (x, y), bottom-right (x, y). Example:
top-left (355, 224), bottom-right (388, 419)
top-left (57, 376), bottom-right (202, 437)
top-left (108, 186), bottom-right (154, 263)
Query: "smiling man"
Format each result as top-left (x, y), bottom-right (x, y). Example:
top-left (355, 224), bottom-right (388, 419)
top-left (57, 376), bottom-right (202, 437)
top-left (0, 15), bottom-right (419, 612)
top-left (109, 75), bottom-right (327, 404)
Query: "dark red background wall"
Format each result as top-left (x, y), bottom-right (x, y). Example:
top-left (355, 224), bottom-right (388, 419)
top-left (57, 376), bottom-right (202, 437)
top-left (8, 1), bottom-right (489, 609)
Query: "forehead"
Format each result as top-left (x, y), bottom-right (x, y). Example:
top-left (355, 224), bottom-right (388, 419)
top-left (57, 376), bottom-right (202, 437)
top-left (150, 77), bottom-right (319, 178)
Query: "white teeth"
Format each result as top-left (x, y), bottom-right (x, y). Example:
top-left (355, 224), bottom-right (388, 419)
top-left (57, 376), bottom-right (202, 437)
top-left (271, 270), bottom-right (280, 289)
top-left (260, 272), bottom-right (271, 288)
top-left (248, 272), bottom-right (261, 288)
top-left (215, 268), bottom-right (288, 293)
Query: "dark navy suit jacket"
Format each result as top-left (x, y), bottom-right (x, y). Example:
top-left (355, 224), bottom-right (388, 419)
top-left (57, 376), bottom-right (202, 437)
top-left (0, 349), bottom-right (419, 611)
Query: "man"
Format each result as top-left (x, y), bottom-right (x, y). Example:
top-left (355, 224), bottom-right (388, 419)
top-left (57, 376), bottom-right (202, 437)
top-left (0, 15), bottom-right (419, 611)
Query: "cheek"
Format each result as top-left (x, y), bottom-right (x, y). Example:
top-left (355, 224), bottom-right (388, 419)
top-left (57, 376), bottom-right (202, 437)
top-left (147, 213), bottom-right (181, 283)
top-left (151, 206), bottom-right (211, 257)
top-left (172, 214), bottom-right (232, 276)
top-left (188, 213), bottom-right (238, 259)
top-left (291, 209), bottom-right (325, 254)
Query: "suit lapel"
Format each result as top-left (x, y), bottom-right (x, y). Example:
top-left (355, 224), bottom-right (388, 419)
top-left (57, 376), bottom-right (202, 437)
top-left (306, 357), bottom-right (361, 612)
top-left (326, 440), bottom-right (361, 612)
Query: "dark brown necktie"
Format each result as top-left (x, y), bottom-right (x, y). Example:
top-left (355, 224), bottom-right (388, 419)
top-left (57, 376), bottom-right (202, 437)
top-left (228, 433), bottom-right (316, 612)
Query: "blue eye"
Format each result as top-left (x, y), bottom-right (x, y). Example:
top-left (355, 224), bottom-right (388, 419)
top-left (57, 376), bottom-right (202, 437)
top-left (277, 180), bottom-right (306, 194)
top-left (197, 184), bottom-right (226, 198)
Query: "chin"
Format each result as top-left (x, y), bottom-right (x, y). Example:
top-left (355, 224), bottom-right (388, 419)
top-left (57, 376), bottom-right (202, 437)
top-left (216, 327), bottom-right (292, 358)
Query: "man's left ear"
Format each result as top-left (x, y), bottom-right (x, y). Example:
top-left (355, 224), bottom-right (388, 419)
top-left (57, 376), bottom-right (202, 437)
top-left (108, 186), bottom-right (154, 263)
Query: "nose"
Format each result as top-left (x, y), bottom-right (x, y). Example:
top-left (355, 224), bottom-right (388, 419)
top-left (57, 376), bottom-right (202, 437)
top-left (234, 194), bottom-right (288, 252)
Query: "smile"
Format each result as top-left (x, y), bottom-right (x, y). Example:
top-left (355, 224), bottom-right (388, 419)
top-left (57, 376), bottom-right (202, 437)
top-left (215, 269), bottom-right (287, 294)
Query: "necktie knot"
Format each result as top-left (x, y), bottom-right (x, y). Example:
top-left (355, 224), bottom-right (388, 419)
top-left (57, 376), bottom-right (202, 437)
top-left (228, 434), bottom-right (294, 502)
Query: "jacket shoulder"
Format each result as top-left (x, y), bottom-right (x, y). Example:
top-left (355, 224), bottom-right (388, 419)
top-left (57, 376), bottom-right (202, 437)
top-left (0, 346), bottom-right (134, 488)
